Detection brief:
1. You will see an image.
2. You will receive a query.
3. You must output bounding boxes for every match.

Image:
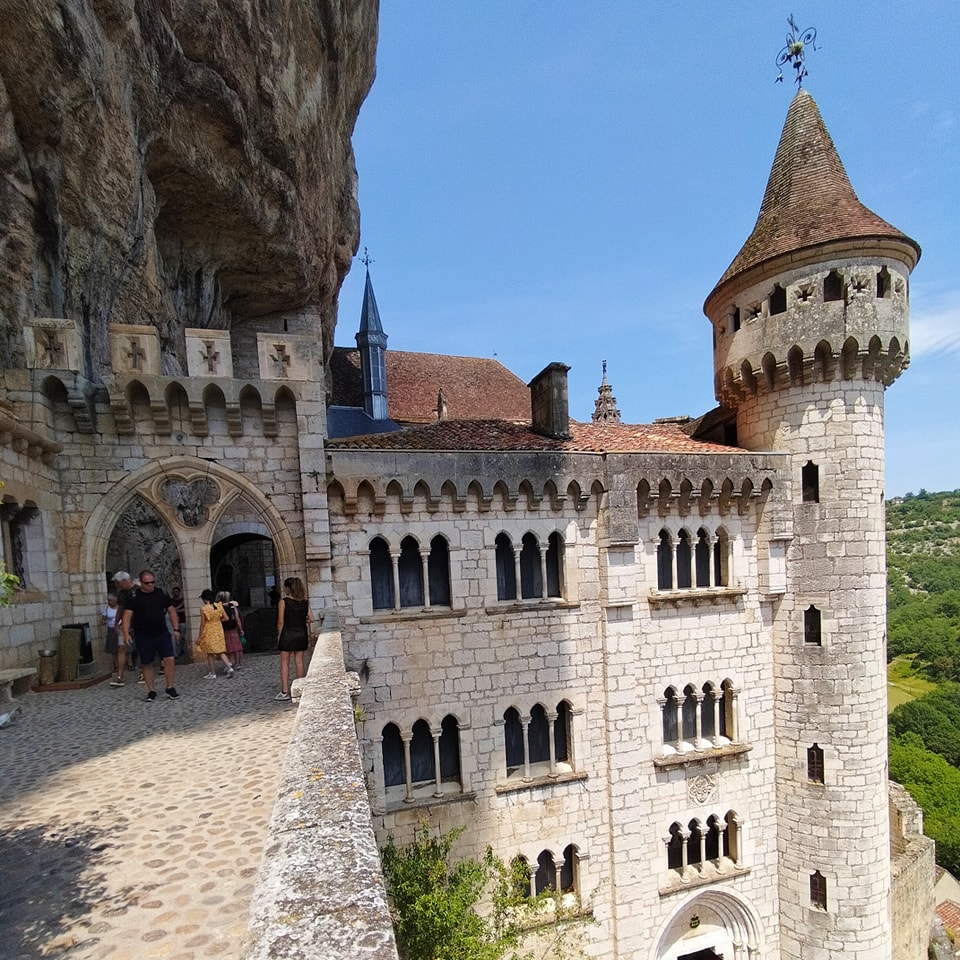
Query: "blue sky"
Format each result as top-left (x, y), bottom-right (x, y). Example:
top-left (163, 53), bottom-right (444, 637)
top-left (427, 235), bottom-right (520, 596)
top-left (335, 2), bottom-right (959, 497)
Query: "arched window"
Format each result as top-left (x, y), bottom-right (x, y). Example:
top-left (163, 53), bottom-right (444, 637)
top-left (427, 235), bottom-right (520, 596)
top-left (560, 844), bottom-right (578, 893)
top-left (808, 743), bottom-right (825, 783)
top-left (519, 533), bottom-right (542, 599)
top-left (877, 266), bottom-right (891, 299)
top-left (504, 707), bottom-right (524, 775)
top-left (823, 270), bottom-right (844, 302)
top-left (439, 714), bottom-right (461, 785)
top-left (554, 700), bottom-right (570, 763)
top-left (695, 528), bottom-right (711, 587)
top-left (714, 528), bottom-right (729, 586)
top-left (428, 535), bottom-right (451, 606)
top-left (369, 537), bottom-right (394, 610)
top-left (528, 703), bottom-right (550, 764)
top-left (535, 850), bottom-right (556, 895)
top-left (495, 533), bottom-right (517, 601)
top-left (662, 687), bottom-right (679, 744)
top-left (721, 679), bottom-right (736, 741)
top-left (409, 718), bottom-right (435, 784)
top-left (512, 855), bottom-right (532, 899)
top-left (705, 814), bottom-right (723, 862)
top-left (769, 283), bottom-right (787, 315)
top-left (545, 531), bottom-right (563, 598)
top-left (657, 530), bottom-right (673, 590)
top-left (381, 722), bottom-right (404, 788)
top-left (725, 811), bottom-right (741, 866)
top-left (802, 460), bottom-right (820, 503)
top-left (810, 870), bottom-right (827, 910)
top-left (667, 823), bottom-right (684, 871)
top-left (701, 683), bottom-right (717, 741)
top-left (687, 819), bottom-right (705, 866)
top-left (804, 605), bottom-right (822, 645)
top-left (398, 536), bottom-right (424, 607)
top-left (676, 530), bottom-right (692, 589)
top-left (681, 685), bottom-right (698, 743)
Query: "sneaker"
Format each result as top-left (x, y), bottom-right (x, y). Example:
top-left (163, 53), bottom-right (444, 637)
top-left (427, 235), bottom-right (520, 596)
top-left (145, 690), bottom-right (157, 702)
top-left (226, 667), bottom-right (234, 678)
top-left (165, 687), bottom-right (180, 700)
top-left (203, 672), bottom-right (217, 680)
top-left (137, 674), bottom-right (146, 684)
top-left (274, 692), bottom-right (291, 702)
top-left (108, 679), bottom-right (124, 687)
top-left (233, 663), bottom-right (242, 670)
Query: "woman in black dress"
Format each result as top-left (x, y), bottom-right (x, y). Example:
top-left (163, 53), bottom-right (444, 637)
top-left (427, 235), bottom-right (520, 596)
top-left (275, 576), bottom-right (314, 701)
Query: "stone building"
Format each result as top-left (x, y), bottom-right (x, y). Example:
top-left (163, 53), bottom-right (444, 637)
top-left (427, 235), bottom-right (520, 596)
top-left (0, 8), bottom-right (935, 958)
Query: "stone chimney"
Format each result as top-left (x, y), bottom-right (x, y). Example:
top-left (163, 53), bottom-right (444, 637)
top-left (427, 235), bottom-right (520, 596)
top-left (529, 362), bottom-right (570, 439)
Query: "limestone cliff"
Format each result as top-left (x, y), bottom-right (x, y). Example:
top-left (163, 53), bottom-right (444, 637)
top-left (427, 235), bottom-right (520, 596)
top-left (0, 0), bottom-right (378, 377)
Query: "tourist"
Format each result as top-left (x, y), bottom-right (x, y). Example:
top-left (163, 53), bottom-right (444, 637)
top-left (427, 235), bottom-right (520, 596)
top-left (197, 589), bottom-right (234, 679)
top-left (103, 592), bottom-right (124, 686)
top-left (216, 590), bottom-right (244, 669)
top-left (275, 576), bottom-right (314, 701)
top-left (111, 571), bottom-right (137, 676)
top-left (120, 569), bottom-right (180, 701)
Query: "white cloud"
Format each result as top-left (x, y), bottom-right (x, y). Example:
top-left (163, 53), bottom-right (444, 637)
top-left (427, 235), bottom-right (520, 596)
top-left (910, 290), bottom-right (960, 356)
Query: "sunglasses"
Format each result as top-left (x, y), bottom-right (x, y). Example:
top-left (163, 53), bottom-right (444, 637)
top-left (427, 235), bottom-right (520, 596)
top-left (141, 580), bottom-right (155, 585)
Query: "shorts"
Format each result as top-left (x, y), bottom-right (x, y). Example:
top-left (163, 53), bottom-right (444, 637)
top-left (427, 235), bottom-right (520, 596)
top-left (105, 628), bottom-right (119, 655)
top-left (135, 632), bottom-right (175, 665)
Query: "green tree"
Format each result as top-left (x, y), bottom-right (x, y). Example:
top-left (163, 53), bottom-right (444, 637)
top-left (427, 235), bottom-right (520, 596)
top-left (381, 823), bottom-right (530, 960)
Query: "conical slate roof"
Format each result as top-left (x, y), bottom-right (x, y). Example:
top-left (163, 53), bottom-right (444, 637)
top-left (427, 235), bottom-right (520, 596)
top-left (713, 89), bottom-right (919, 292)
top-left (358, 269), bottom-right (384, 335)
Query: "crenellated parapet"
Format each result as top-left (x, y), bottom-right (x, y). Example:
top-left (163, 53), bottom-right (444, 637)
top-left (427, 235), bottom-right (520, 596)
top-left (708, 258), bottom-right (911, 408)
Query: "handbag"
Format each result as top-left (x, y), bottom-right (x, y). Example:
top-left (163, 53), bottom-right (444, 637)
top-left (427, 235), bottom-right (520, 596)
top-left (239, 631), bottom-right (247, 648)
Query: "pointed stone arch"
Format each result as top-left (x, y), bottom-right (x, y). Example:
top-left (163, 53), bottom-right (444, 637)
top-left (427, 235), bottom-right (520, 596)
top-left (652, 889), bottom-right (763, 960)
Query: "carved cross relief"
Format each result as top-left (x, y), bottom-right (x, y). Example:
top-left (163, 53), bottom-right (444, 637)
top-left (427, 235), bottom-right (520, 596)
top-left (201, 341), bottom-right (220, 373)
top-left (270, 344), bottom-right (291, 378)
top-left (38, 331), bottom-right (65, 368)
top-left (126, 338), bottom-right (147, 371)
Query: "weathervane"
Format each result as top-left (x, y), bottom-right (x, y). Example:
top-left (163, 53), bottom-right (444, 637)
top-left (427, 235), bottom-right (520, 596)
top-left (360, 246), bottom-right (374, 269)
top-left (775, 15), bottom-right (817, 87)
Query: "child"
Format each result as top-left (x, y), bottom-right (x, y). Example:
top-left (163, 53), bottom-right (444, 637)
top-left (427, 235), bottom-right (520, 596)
top-left (217, 590), bottom-right (244, 669)
top-left (103, 592), bottom-right (125, 686)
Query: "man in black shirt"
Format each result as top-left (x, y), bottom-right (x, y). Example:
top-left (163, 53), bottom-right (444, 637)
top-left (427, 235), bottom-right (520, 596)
top-left (120, 569), bottom-right (181, 701)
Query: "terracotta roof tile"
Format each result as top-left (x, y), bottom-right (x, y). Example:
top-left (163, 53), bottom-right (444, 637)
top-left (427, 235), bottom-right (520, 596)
top-left (330, 348), bottom-right (530, 423)
top-left (937, 900), bottom-right (960, 934)
top-left (327, 417), bottom-right (744, 455)
top-left (713, 90), bottom-right (919, 292)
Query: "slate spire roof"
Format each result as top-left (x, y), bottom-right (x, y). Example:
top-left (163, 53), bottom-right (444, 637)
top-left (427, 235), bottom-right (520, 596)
top-left (357, 268), bottom-right (386, 341)
top-left (712, 89), bottom-right (920, 293)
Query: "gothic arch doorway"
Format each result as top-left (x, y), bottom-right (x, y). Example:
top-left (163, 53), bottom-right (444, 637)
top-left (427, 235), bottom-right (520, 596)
top-left (653, 891), bottom-right (762, 960)
top-left (210, 533), bottom-right (275, 607)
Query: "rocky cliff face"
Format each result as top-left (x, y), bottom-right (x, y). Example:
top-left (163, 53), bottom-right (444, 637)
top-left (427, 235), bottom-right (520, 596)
top-left (0, 0), bottom-right (378, 377)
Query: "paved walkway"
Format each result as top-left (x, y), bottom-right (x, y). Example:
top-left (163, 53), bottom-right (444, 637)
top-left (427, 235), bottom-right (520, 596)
top-left (0, 655), bottom-right (298, 960)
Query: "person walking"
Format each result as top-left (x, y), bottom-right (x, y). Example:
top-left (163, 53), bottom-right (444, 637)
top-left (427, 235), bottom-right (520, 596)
top-left (103, 592), bottom-right (124, 686)
top-left (275, 576), bottom-right (314, 701)
top-left (196, 590), bottom-right (234, 679)
top-left (120, 569), bottom-right (181, 701)
top-left (111, 571), bottom-right (137, 676)
top-left (216, 590), bottom-right (244, 669)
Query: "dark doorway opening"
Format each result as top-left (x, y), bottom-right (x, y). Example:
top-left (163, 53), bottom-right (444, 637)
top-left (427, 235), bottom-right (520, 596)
top-left (210, 534), bottom-right (277, 651)
top-left (679, 949), bottom-right (722, 960)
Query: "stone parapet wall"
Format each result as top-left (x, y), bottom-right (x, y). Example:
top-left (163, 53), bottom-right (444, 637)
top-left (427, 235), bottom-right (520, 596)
top-left (242, 626), bottom-right (398, 960)
top-left (889, 781), bottom-right (936, 960)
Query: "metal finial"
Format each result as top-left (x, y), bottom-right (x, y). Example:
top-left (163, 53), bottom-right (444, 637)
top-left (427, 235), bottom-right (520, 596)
top-left (775, 15), bottom-right (817, 88)
top-left (360, 247), bottom-right (375, 269)
top-left (601, 359), bottom-right (608, 382)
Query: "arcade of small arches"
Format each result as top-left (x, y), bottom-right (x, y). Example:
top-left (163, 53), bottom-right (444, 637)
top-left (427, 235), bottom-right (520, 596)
top-left (717, 332), bottom-right (909, 407)
top-left (109, 377), bottom-right (301, 438)
top-left (512, 844), bottom-right (582, 899)
top-left (330, 473), bottom-right (774, 524)
top-left (502, 699), bottom-right (573, 783)
top-left (655, 527), bottom-right (730, 592)
top-left (658, 681), bottom-right (739, 759)
top-left (664, 812), bottom-right (744, 886)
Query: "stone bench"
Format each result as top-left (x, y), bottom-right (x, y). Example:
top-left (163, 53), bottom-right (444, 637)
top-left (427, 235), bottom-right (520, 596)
top-left (0, 667), bottom-right (36, 706)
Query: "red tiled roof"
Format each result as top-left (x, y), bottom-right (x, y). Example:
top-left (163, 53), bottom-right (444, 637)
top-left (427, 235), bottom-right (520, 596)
top-left (936, 900), bottom-right (960, 934)
top-left (712, 90), bottom-right (919, 293)
top-left (327, 417), bottom-right (744, 455)
top-left (329, 348), bottom-right (530, 423)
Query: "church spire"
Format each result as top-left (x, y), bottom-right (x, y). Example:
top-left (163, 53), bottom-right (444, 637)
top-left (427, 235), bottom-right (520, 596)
top-left (591, 360), bottom-right (621, 424)
top-left (355, 251), bottom-right (388, 420)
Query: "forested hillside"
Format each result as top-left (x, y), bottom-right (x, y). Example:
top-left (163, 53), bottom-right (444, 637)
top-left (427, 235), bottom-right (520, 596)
top-left (885, 490), bottom-right (960, 871)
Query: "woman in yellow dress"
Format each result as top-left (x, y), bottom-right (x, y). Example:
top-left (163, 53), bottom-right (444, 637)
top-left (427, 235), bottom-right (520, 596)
top-left (196, 589), bottom-right (234, 678)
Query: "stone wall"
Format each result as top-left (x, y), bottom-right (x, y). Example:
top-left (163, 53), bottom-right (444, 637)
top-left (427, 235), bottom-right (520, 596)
top-left (242, 624), bottom-right (398, 960)
top-left (889, 781), bottom-right (936, 960)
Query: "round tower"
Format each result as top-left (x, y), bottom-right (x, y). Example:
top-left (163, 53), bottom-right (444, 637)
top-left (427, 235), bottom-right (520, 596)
top-left (704, 90), bottom-right (920, 960)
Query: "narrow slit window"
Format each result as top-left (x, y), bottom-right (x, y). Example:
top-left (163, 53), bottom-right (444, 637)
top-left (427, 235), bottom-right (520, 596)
top-left (801, 461), bottom-right (820, 503)
top-left (769, 283), bottom-right (787, 315)
top-left (810, 871), bottom-right (827, 910)
top-left (804, 605), bottom-right (822, 646)
top-left (808, 743), bottom-right (824, 783)
top-left (823, 270), bottom-right (844, 302)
